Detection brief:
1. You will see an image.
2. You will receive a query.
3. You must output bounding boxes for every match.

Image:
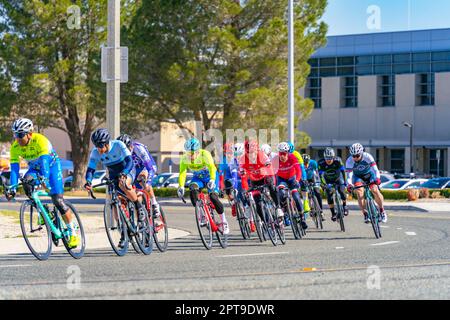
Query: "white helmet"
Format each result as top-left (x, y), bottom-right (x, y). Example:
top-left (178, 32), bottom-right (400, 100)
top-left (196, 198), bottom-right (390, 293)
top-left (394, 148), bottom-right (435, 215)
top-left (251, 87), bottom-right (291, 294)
top-left (349, 143), bottom-right (364, 156)
top-left (260, 144), bottom-right (271, 155)
top-left (278, 142), bottom-right (290, 153)
top-left (12, 118), bottom-right (34, 134)
top-left (233, 143), bottom-right (244, 156)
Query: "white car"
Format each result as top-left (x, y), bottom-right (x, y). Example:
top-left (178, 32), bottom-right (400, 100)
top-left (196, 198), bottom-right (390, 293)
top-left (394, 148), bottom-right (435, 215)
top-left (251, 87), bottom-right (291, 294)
top-left (156, 173), bottom-right (193, 189)
top-left (380, 179), bottom-right (427, 190)
top-left (64, 170), bottom-right (107, 188)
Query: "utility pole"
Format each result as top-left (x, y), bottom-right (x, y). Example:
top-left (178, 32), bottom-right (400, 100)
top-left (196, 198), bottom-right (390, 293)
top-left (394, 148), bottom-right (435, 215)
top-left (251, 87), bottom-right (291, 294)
top-left (106, 0), bottom-right (121, 138)
top-left (287, 0), bottom-right (295, 143)
top-left (403, 122), bottom-right (414, 175)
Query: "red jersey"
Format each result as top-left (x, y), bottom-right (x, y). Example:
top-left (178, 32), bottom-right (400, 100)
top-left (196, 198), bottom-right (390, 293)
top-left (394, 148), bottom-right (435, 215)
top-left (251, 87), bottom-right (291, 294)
top-left (273, 153), bottom-right (301, 182)
top-left (239, 151), bottom-right (274, 190)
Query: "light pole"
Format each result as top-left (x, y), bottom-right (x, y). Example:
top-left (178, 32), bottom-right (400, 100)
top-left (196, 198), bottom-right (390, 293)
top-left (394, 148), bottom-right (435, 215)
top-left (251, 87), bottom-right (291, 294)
top-left (403, 122), bottom-right (413, 175)
top-left (287, 0), bottom-right (295, 143)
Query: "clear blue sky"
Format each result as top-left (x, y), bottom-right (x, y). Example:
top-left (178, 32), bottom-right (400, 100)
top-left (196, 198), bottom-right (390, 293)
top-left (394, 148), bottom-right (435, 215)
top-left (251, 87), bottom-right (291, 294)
top-left (322, 0), bottom-right (450, 36)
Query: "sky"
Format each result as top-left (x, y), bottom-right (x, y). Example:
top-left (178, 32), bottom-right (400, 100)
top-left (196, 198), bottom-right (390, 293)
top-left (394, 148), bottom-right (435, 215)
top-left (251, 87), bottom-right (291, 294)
top-left (322, 0), bottom-right (450, 36)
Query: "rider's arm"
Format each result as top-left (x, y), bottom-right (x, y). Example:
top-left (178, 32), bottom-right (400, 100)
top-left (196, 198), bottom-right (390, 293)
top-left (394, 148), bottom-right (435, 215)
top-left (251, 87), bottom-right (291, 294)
top-left (178, 155), bottom-right (188, 187)
top-left (218, 163), bottom-right (225, 190)
top-left (85, 149), bottom-right (99, 184)
top-left (9, 145), bottom-right (20, 190)
top-left (300, 163), bottom-right (306, 181)
top-left (135, 144), bottom-right (157, 176)
top-left (204, 150), bottom-right (217, 182)
top-left (339, 159), bottom-right (347, 183)
top-left (367, 154), bottom-right (381, 180)
top-left (294, 159), bottom-right (301, 182)
top-left (345, 157), bottom-right (354, 185)
top-left (37, 154), bottom-right (52, 185)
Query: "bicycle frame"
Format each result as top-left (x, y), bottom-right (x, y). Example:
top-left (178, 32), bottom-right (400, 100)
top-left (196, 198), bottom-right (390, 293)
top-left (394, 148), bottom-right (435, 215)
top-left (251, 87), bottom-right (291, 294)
top-left (197, 192), bottom-right (219, 233)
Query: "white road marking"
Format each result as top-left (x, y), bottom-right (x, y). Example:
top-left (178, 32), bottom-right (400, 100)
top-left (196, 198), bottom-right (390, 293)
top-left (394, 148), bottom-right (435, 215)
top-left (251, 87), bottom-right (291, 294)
top-left (335, 247), bottom-right (345, 250)
top-left (0, 265), bottom-right (32, 268)
top-left (396, 228), bottom-right (403, 230)
top-left (370, 241), bottom-right (400, 247)
top-left (405, 232), bottom-right (417, 236)
top-left (218, 252), bottom-right (289, 258)
top-left (380, 226), bottom-right (390, 228)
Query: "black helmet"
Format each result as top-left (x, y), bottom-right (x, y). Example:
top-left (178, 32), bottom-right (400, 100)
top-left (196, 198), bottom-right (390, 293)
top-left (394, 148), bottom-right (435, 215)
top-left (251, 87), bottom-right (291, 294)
top-left (117, 134), bottom-right (133, 148)
top-left (91, 128), bottom-right (110, 148)
top-left (302, 154), bottom-right (311, 164)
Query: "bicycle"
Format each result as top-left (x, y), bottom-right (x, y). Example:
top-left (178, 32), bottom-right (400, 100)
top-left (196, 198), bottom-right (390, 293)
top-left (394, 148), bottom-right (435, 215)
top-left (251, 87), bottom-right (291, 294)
top-left (351, 183), bottom-right (382, 239)
top-left (326, 183), bottom-right (346, 232)
top-left (89, 177), bottom-right (153, 256)
top-left (278, 185), bottom-right (305, 240)
top-left (304, 181), bottom-right (324, 230)
top-left (243, 189), bottom-right (266, 243)
top-left (136, 177), bottom-right (169, 252)
top-left (228, 189), bottom-right (251, 240)
top-left (180, 190), bottom-right (228, 250)
top-left (1, 176), bottom-right (85, 261)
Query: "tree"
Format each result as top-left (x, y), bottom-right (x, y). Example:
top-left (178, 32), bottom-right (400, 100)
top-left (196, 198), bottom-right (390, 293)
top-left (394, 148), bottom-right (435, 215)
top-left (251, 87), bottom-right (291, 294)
top-left (122, 0), bottom-right (327, 142)
top-left (0, 0), bottom-right (137, 188)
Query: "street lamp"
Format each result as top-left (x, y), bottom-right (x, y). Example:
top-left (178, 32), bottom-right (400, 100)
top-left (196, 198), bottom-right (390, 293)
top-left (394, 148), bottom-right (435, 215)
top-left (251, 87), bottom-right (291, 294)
top-left (403, 122), bottom-right (413, 175)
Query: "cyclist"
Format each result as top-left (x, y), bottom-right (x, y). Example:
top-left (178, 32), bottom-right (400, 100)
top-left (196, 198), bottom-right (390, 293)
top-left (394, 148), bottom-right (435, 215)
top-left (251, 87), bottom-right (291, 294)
top-left (346, 143), bottom-right (387, 223)
top-left (239, 140), bottom-right (284, 222)
top-left (218, 143), bottom-right (240, 216)
top-left (302, 154), bottom-right (324, 219)
top-left (287, 141), bottom-right (309, 215)
top-left (177, 138), bottom-right (229, 235)
top-left (318, 147), bottom-right (348, 222)
top-left (8, 118), bottom-right (79, 248)
top-left (84, 128), bottom-right (147, 227)
top-left (116, 134), bottom-right (160, 217)
top-left (261, 144), bottom-right (277, 161)
top-left (274, 142), bottom-right (307, 230)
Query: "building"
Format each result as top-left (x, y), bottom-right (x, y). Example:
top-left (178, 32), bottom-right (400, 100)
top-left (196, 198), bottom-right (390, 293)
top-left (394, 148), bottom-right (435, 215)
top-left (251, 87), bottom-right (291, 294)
top-left (300, 28), bottom-right (450, 177)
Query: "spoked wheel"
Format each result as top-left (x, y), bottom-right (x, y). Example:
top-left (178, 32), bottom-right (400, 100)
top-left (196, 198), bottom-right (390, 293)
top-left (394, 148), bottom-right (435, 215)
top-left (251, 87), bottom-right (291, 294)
top-left (276, 215), bottom-right (286, 245)
top-left (60, 201), bottom-right (86, 259)
top-left (289, 200), bottom-right (302, 240)
top-left (20, 200), bottom-right (52, 261)
top-left (250, 201), bottom-right (264, 242)
top-left (309, 194), bottom-right (319, 229)
top-left (125, 202), bottom-right (141, 254)
top-left (313, 195), bottom-right (324, 230)
top-left (261, 202), bottom-right (277, 246)
top-left (335, 196), bottom-right (346, 232)
top-left (212, 212), bottom-right (228, 249)
top-left (104, 202), bottom-right (129, 256)
top-left (153, 205), bottom-right (169, 252)
top-left (236, 201), bottom-right (250, 240)
top-left (132, 204), bottom-right (153, 255)
top-left (368, 201), bottom-right (382, 239)
top-left (195, 202), bottom-right (213, 249)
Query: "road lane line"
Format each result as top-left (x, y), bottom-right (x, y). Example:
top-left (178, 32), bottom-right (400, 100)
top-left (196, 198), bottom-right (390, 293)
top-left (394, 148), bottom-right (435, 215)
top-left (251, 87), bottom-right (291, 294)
top-left (380, 226), bottom-right (390, 228)
top-left (0, 265), bottom-right (31, 268)
top-left (218, 252), bottom-right (289, 258)
top-left (370, 241), bottom-right (400, 246)
top-left (335, 247), bottom-right (344, 250)
top-left (396, 228), bottom-right (403, 230)
top-left (405, 232), bottom-right (417, 236)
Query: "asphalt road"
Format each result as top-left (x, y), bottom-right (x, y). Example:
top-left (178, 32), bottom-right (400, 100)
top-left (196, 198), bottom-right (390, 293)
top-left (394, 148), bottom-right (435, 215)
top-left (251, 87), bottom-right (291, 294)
top-left (0, 199), bottom-right (449, 300)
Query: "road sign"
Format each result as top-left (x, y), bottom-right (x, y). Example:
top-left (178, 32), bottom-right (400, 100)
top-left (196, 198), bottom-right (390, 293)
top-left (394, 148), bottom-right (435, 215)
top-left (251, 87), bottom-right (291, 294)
top-left (101, 46), bottom-right (128, 83)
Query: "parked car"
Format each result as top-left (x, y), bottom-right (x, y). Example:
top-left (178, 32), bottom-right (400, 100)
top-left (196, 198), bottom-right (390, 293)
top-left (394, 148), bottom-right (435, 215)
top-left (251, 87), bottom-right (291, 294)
top-left (380, 171), bottom-right (395, 184)
top-left (420, 178), bottom-right (450, 190)
top-left (0, 169), bottom-right (28, 183)
top-left (153, 173), bottom-right (193, 189)
top-left (380, 179), bottom-right (427, 190)
top-left (64, 170), bottom-right (107, 188)
top-left (152, 173), bottom-right (174, 188)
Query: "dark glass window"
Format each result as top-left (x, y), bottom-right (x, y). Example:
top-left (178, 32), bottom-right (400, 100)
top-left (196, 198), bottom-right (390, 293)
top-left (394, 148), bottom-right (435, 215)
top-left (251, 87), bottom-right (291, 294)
top-left (430, 149), bottom-right (445, 177)
top-left (310, 68), bottom-right (319, 77)
top-left (337, 66), bottom-right (355, 76)
top-left (390, 149), bottom-right (405, 174)
top-left (393, 64), bottom-right (411, 74)
top-left (307, 77), bottom-right (322, 109)
top-left (356, 55), bottom-right (373, 65)
top-left (320, 57), bottom-right (336, 67)
top-left (356, 65), bottom-right (373, 75)
top-left (374, 65), bottom-right (391, 74)
top-left (309, 58), bottom-right (319, 67)
top-left (417, 73), bottom-right (435, 106)
top-left (393, 53), bottom-right (411, 63)
top-left (413, 63), bottom-right (431, 73)
top-left (342, 76), bottom-right (358, 108)
top-left (379, 75), bottom-right (395, 107)
top-left (413, 52), bottom-right (430, 62)
top-left (320, 67), bottom-right (336, 77)
top-left (432, 51), bottom-right (450, 62)
top-left (432, 62), bottom-right (450, 72)
top-left (374, 55), bottom-right (392, 64)
top-left (338, 57), bottom-right (354, 66)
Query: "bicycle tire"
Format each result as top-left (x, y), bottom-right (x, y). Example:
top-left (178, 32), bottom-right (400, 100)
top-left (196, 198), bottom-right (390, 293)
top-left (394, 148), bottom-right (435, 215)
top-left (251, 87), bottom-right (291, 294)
top-left (335, 194), bottom-right (345, 233)
top-left (20, 200), bottom-right (52, 261)
top-left (309, 191), bottom-right (319, 229)
top-left (212, 210), bottom-right (228, 249)
top-left (250, 200), bottom-right (264, 242)
top-left (153, 206), bottom-right (169, 252)
top-left (368, 200), bottom-right (382, 239)
top-left (313, 194), bottom-right (324, 230)
top-left (133, 204), bottom-right (153, 255)
top-left (195, 202), bottom-right (213, 250)
top-left (261, 201), bottom-right (277, 246)
top-left (286, 196), bottom-right (300, 239)
top-left (126, 203), bottom-right (141, 254)
top-left (236, 200), bottom-right (250, 240)
top-left (61, 201), bottom-right (86, 259)
top-left (104, 203), bottom-right (129, 256)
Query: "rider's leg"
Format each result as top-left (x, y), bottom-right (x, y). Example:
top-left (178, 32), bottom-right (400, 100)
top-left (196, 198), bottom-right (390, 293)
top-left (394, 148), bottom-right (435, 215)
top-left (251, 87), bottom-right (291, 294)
top-left (313, 186), bottom-right (323, 210)
top-left (370, 184), bottom-right (385, 212)
top-left (325, 185), bottom-right (335, 218)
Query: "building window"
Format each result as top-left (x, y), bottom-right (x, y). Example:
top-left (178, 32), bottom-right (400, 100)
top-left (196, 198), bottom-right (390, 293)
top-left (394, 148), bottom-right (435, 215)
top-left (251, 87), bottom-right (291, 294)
top-left (342, 76), bottom-right (358, 108)
top-left (379, 75), bottom-right (395, 107)
top-left (417, 73), bottom-right (435, 106)
top-left (307, 77), bottom-right (322, 109)
top-left (430, 149), bottom-right (445, 177)
top-left (390, 149), bottom-right (405, 174)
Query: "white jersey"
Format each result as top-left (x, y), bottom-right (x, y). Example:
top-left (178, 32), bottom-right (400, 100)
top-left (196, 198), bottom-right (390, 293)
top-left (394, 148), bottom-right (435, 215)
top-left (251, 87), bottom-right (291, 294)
top-left (345, 152), bottom-right (380, 185)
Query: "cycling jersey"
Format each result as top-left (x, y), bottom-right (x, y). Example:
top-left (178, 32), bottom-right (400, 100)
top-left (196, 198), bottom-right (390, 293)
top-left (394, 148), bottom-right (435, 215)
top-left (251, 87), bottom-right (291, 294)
top-left (292, 150), bottom-right (306, 180)
top-left (345, 152), bottom-right (380, 185)
top-left (218, 156), bottom-right (239, 190)
top-left (239, 151), bottom-right (275, 190)
top-left (273, 153), bottom-right (301, 181)
top-left (305, 159), bottom-right (319, 181)
top-left (132, 142), bottom-right (157, 178)
top-left (10, 133), bottom-right (62, 194)
top-left (178, 149), bottom-right (216, 187)
top-left (318, 157), bottom-right (346, 183)
top-left (86, 140), bottom-right (133, 182)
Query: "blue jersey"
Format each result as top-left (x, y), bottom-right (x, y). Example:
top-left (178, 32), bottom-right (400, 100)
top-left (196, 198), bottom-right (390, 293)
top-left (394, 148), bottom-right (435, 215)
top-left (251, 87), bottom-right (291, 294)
top-left (305, 159), bottom-right (319, 180)
top-left (218, 156), bottom-right (240, 189)
top-left (86, 140), bottom-right (133, 182)
top-left (132, 142), bottom-right (157, 175)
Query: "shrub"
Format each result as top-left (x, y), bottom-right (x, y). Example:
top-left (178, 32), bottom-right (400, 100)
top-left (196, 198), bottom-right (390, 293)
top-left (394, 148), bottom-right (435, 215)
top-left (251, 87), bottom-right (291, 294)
top-left (407, 189), bottom-right (419, 201)
top-left (380, 190), bottom-right (409, 200)
top-left (419, 188), bottom-right (430, 199)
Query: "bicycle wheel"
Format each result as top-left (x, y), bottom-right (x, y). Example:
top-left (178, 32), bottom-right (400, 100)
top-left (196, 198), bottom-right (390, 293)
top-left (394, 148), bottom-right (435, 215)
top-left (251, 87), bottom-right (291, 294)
top-left (276, 213), bottom-right (286, 245)
top-left (335, 195), bottom-right (345, 233)
top-left (104, 202), bottom-right (129, 256)
top-left (20, 200), bottom-right (52, 261)
top-left (133, 204), bottom-right (153, 255)
top-left (250, 200), bottom-right (264, 242)
top-left (289, 199), bottom-right (302, 239)
top-left (212, 212), bottom-right (228, 249)
top-left (195, 202), bottom-right (213, 249)
top-left (236, 201), bottom-right (250, 240)
top-left (368, 200), bottom-right (382, 239)
top-left (60, 201), bottom-right (86, 259)
top-left (153, 205), bottom-right (169, 252)
top-left (312, 194), bottom-right (324, 230)
top-left (261, 201), bottom-right (277, 246)
top-left (309, 192), bottom-right (319, 229)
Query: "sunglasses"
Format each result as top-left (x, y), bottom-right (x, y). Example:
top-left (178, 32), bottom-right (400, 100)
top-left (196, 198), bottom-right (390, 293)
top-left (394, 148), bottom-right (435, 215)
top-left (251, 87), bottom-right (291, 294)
top-left (279, 152), bottom-right (288, 156)
top-left (352, 154), bottom-right (362, 159)
top-left (95, 143), bottom-right (107, 149)
top-left (14, 132), bottom-right (28, 139)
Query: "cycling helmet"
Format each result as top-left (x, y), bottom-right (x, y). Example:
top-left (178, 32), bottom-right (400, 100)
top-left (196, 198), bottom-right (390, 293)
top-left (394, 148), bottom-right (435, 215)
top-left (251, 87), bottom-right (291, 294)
top-left (184, 138), bottom-right (200, 151)
top-left (233, 143), bottom-right (244, 156)
top-left (349, 143), bottom-right (364, 156)
top-left (260, 144), bottom-right (272, 155)
top-left (245, 140), bottom-right (259, 152)
top-left (287, 141), bottom-right (295, 154)
top-left (324, 147), bottom-right (335, 160)
top-left (91, 128), bottom-right (111, 148)
top-left (12, 118), bottom-right (34, 134)
top-left (117, 134), bottom-right (133, 148)
top-left (278, 142), bottom-right (291, 153)
top-left (302, 154), bottom-right (311, 164)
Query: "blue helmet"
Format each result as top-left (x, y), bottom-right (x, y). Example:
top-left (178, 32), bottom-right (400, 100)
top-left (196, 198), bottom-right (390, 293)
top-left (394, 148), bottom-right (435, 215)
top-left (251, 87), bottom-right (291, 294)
top-left (184, 138), bottom-right (200, 151)
top-left (91, 128), bottom-right (110, 148)
top-left (287, 141), bottom-right (295, 154)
